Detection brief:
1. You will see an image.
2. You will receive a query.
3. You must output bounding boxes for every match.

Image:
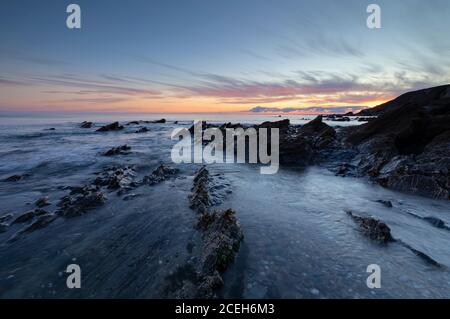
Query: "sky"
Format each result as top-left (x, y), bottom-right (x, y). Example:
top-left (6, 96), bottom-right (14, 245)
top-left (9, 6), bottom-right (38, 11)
top-left (1, 0), bottom-right (450, 113)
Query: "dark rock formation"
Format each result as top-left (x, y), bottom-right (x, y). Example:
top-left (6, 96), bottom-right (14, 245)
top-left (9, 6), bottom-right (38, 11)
top-left (103, 145), bottom-right (131, 156)
top-left (343, 85), bottom-right (450, 199)
top-left (57, 188), bottom-right (105, 218)
top-left (20, 213), bottom-right (58, 233)
top-left (135, 127), bottom-right (149, 133)
top-left (12, 209), bottom-right (49, 224)
top-left (96, 122), bottom-right (124, 132)
top-left (35, 196), bottom-right (51, 208)
top-left (358, 84), bottom-right (450, 116)
top-left (2, 175), bottom-right (23, 182)
top-left (346, 210), bottom-right (393, 243)
top-left (154, 118), bottom-right (166, 124)
top-left (80, 121), bottom-right (93, 128)
top-left (196, 209), bottom-right (244, 273)
top-left (93, 166), bottom-right (136, 189)
top-left (143, 164), bottom-right (178, 185)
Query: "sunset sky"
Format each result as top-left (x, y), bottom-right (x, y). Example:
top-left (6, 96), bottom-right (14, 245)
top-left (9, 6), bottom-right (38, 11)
top-left (1, 0), bottom-right (450, 113)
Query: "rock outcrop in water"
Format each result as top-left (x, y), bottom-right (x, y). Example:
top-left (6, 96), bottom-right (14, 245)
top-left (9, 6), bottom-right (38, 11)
top-left (346, 210), bottom-right (393, 243)
top-left (165, 167), bottom-right (242, 298)
top-left (342, 85), bottom-right (450, 199)
top-left (80, 121), bottom-right (93, 128)
top-left (96, 121), bottom-right (124, 132)
top-left (143, 164), bottom-right (178, 185)
top-left (103, 145), bottom-right (131, 156)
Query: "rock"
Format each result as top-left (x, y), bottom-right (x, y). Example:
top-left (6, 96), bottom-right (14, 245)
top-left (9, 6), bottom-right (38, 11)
top-left (345, 85), bottom-right (450, 199)
top-left (93, 166), bottom-right (136, 189)
top-left (0, 213), bottom-right (13, 223)
top-left (143, 164), bottom-right (178, 185)
top-left (12, 209), bottom-right (48, 224)
top-left (154, 118), bottom-right (166, 124)
top-left (197, 209), bottom-right (244, 279)
top-left (57, 190), bottom-right (105, 218)
top-left (21, 213), bottom-right (57, 233)
top-left (375, 200), bottom-right (393, 208)
top-left (35, 196), bottom-right (51, 208)
top-left (127, 121), bottom-right (140, 125)
top-left (96, 122), bottom-right (124, 132)
top-left (258, 119), bottom-right (290, 130)
top-left (135, 127), bottom-right (149, 133)
top-left (346, 210), bottom-right (393, 243)
top-left (80, 121), bottom-right (93, 128)
top-left (2, 175), bottom-right (23, 182)
top-left (45, 128), bottom-right (56, 131)
top-left (189, 166), bottom-right (211, 214)
top-left (103, 145), bottom-right (131, 156)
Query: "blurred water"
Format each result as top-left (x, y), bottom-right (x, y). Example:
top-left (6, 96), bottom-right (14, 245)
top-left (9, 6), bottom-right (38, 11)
top-left (0, 117), bottom-right (448, 298)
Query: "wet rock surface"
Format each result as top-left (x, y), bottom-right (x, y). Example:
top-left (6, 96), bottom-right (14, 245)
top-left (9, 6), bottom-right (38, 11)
top-left (96, 121), bottom-right (124, 132)
top-left (103, 145), bottom-right (131, 156)
top-left (80, 121), bottom-right (93, 128)
top-left (143, 164), bottom-right (178, 185)
top-left (165, 167), bottom-right (243, 298)
top-left (346, 210), bottom-right (393, 243)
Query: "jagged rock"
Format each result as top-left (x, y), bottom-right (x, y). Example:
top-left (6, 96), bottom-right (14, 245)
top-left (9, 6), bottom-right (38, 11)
top-left (12, 209), bottom-right (48, 224)
top-left (346, 210), bottom-right (393, 243)
top-left (93, 166), bottom-right (136, 189)
top-left (96, 122), bottom-right (124, 132)
top-left (103, 145), bottom-right (131, 156)
top-left (154, 118), bottom-right (166, 124)
top-left (2, 175), bottom-right (23, 182)
top-left (135, 127), bottom-right (149, 133)
top-left (0, 213), bottom-right (13, 223)
top-left (189, 166), bottom-right (211, 214)
top-left (57, 190), bottom-right (105, 218)
top-left (197, 209), bottom-right (244, 272)
top-left (35, 196), bottom-right (51, 208)
top-left (143, 164), bottom-right (178, 185)
top-left (344, 86), bottom-right (450, 199)
top-left (80, 121), bottom-right (93, 128)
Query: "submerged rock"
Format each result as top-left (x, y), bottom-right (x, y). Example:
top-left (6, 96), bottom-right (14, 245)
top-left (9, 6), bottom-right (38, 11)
top-left (0, 213), bottom-right (13, 223)
top-left (375, 200), bottom-right (393, 208)
top-left (96, 121), bottom-right (124, 132)
top-left (135, 127), bottom-right (149, 133)
top-left (2, 175), bottom-right (23, 182)
top-left (12, 209), bottom-right (49, 224)
top-left (35, 196), bottom-right (51, 208)
top-left (103, 145), bottom-right (131, 156)
top-left (346, 210), bottom-right (393, 243)
top-left (20, 213), bottom-right (58, 233)
top-left (154, 118), bottom-right (166, 124)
